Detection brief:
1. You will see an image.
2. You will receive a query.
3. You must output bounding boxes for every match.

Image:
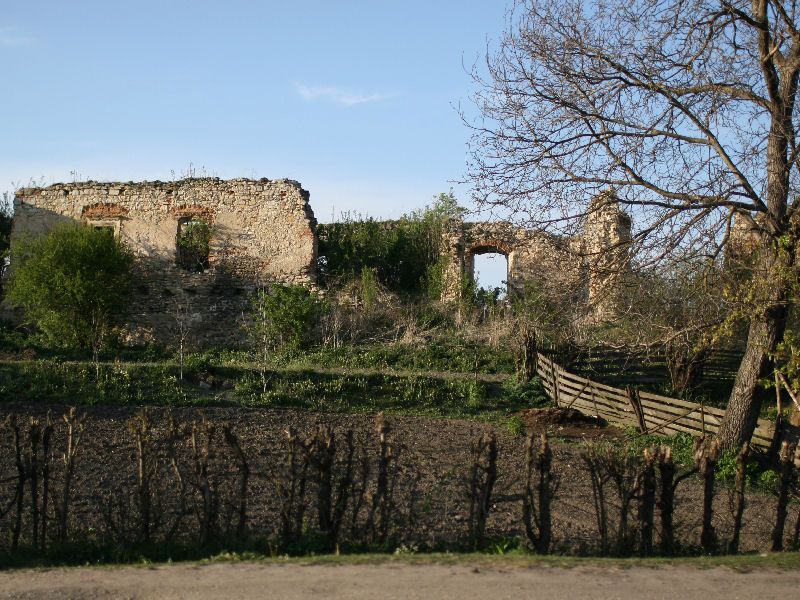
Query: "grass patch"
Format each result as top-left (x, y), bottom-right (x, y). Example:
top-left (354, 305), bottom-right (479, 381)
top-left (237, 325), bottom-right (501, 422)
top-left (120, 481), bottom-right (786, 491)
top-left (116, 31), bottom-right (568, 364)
top-left (4, 546), bottom-right (798, 572)
top-left (0, 359), bottom-right (547, 421)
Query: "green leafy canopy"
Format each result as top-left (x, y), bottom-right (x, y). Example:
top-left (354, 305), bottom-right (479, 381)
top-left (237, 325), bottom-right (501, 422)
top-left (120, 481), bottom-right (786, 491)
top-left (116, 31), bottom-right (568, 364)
top-left (6, 223), bottom-right (135, 351)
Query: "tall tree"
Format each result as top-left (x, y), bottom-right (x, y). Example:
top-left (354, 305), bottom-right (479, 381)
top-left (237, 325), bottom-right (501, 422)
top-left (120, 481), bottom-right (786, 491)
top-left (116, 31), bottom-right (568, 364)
top-left (467, 0), bottom-right (800, 448)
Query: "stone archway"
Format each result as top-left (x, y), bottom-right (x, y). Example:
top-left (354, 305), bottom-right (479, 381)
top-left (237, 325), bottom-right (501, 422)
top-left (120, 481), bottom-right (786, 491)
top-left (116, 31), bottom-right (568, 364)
top-left (466, 241), bottom-right (512, 294)
top-left (439, 195), bottom-right (632, 316)
top-left (440, 223), bottom-right (522, 302)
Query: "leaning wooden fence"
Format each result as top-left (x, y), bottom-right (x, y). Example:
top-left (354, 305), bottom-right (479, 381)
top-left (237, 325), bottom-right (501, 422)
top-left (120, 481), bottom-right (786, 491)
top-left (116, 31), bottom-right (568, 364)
top-left (536, 352), bottom-right (775, 449)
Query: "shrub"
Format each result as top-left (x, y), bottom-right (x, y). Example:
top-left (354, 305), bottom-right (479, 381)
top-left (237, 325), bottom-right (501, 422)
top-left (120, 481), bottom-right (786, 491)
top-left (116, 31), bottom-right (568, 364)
top-left (506, 416), bottom-right (526, 436)
top-left (465, 379), bottom-right (487, 410)
top-left (501, 377), bottom-right (549, 407)
top-left (622, 430), bottom-right (695, 468)
top-left (250, 284), bottom-right (326, 354)
top-left (6, 223), bottom-right (134, 366)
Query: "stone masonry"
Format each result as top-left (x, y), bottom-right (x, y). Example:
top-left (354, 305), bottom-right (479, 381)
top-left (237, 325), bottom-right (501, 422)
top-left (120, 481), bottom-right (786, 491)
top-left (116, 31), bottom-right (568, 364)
top-left (10, 178), bottom-right (317, 346)
top-left (441, 193), bottom-right (632, 320)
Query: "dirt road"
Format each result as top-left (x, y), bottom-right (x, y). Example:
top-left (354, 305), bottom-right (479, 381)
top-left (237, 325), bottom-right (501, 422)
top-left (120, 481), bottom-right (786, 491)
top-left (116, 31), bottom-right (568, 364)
top-left (1, 562), bottom-right (797, 600)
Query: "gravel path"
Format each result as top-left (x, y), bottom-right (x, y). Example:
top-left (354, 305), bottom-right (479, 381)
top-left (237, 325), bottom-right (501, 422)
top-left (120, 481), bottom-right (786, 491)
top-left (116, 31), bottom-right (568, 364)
top-left (1, 562), bottom-right (798, 600)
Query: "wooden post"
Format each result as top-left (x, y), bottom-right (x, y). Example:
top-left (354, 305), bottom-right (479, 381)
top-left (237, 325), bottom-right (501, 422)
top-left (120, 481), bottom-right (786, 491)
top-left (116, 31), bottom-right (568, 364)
top-left (550, 360), bottom-right (560, 407)
top-left (626, 385), bottom-right (647, 433)
top-left (590, 383), bottom-right (599, 417)
top-left (700, 400), bottom-right (706, 436)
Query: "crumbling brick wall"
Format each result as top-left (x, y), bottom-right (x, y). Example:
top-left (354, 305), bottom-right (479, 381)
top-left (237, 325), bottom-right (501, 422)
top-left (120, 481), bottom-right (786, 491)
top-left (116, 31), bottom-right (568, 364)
top-left (441, 194), bottom-right (632, 321)
top-left (440, 221), bottom-right (585, 302)
top-left (10, 178), bottom-right (317, 346)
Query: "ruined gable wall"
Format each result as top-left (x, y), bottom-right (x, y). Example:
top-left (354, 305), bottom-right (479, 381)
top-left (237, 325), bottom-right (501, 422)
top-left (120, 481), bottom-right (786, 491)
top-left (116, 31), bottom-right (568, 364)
top-left (440, 221), bottom-right (585, 302)
top-left (440, 196), bottom-right (632, 321)
top-left (11, 178), bottom-right (317, 346)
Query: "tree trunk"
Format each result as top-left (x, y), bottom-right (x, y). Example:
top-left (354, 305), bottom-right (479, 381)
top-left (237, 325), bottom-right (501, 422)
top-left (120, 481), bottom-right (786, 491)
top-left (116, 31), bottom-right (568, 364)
top-left (718, 244), bottom-right (790, 449)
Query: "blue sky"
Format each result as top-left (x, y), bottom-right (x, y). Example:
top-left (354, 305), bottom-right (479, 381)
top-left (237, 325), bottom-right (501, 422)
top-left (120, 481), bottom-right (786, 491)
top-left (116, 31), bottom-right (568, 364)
top-left (1, 1), bottom-right (511, 288)
top-left (0, 1), bottom-right (508, 219)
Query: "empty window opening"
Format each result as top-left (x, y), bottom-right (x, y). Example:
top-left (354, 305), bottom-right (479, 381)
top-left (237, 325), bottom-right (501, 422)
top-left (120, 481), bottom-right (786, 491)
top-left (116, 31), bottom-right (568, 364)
top-left (472, 252), bottom-right (508, 300)
top-left (176, 218), bottom-right (211, 272)
top-left (87, 219), bottom-right (120, 239)
top-left (93, 226), bottom-right (115, 238)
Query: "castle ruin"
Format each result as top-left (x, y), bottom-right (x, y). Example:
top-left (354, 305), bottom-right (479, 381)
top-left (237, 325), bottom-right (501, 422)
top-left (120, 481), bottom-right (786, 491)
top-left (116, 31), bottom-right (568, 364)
top-left (11, 178), bottom-right (317, 346)
top-left (440, 195), bottom-right (632, 319)
top-left (9, 178), bottom-right (631, 345)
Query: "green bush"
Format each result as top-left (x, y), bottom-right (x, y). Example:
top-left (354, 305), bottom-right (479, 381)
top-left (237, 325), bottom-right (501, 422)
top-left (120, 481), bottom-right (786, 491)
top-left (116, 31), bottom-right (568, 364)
top-left (6, 223), bottom-right (134, 363)
top-left (715, 448), bottom-right (758, 485)
top-left (501, 377), bottom-right (549, 407)
top-left (622, 430), bottom-right (696, 467)
top-left (250, 284), bottom-right (327, 353)
top-left (757, 469), bottom-right (779, 490)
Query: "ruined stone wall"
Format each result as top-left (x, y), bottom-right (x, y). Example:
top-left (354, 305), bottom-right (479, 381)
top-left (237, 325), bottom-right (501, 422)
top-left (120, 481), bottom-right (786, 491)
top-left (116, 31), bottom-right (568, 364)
top-left (441, 194), bottom-right (632, 321)
top-left (10, 178), bottom-right (317, 346)
top-left (441, 222), bottom-right (585, 303)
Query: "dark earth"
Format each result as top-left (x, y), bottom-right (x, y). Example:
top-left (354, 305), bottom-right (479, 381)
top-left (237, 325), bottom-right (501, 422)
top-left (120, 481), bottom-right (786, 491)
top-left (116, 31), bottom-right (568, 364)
top-left (0, 403), bottom-right (789, 555)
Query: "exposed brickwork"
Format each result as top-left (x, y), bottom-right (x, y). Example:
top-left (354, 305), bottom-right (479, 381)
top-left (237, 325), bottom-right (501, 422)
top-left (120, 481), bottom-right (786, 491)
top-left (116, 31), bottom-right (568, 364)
top-left (11, 178), bottom-right (317, 346)
top-left (81, 203), bottom-right (130, 219)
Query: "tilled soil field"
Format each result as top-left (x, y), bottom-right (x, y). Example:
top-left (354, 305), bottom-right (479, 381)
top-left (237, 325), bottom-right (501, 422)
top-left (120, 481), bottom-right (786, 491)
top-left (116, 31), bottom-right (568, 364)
top-left (0, 403), bottom-right (788, 555)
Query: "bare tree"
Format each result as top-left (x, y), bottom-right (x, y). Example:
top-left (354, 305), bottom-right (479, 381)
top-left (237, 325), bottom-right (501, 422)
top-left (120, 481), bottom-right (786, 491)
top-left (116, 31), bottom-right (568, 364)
top-left (467, 0), bottom-right (800, 448)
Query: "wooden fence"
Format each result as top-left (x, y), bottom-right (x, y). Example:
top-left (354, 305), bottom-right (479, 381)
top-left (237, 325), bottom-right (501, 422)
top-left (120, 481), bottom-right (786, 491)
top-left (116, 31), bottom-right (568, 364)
top-left (536, 352), bottom-right (775, 449)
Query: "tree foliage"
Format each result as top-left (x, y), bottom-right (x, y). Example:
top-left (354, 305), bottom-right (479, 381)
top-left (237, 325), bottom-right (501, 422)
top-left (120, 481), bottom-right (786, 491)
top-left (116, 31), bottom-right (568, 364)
top-left (250, 284), bottom-right (327, 354)
top-left (6, 223), bottom-right (134, 360)
top-left (317, 192), bottom-right (465, 295)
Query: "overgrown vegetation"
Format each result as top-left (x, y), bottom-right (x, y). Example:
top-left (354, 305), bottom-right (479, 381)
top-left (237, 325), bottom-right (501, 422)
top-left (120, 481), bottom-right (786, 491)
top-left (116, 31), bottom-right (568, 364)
top-left (0, 358), bottom-right (546, 421)
top-left (5, 223), bottom-right (134, 372)
top-left (317, 192), bottom-right (464, 296)
top-left (176, 219), bottom-right (211, 272)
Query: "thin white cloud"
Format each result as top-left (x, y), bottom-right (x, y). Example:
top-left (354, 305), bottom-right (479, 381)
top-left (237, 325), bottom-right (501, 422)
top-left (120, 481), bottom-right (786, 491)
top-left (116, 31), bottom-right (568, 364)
top-left (0, 27), bottom-right (32, 47)
top-left (294, 82), bottom-right (396, 107)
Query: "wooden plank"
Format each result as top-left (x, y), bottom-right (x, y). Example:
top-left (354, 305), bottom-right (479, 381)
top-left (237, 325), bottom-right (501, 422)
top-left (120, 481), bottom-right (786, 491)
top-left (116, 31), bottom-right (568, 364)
top-left (641, 416), bottom-right (711, 438)
top-left (639, 390), bottom-right (726, 416)
top-left (555, 382), bottom-right (629, 414)
top-left (641, 404), bottom-right (707, 435)
top-left (639, 398), bottom-right (722, 426)
top-left (558, 373), bottom-right (630, 402)
top-left (557, 380), bottom-right (629, 411)
top-left (557, 390), bottom-right (627, 417)
top-left (569, 398), bottom-right (638, 427)
top-left (640, 408), bottom-right (719, 432)
top-left (558, 369), bottom-right (629, 396)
